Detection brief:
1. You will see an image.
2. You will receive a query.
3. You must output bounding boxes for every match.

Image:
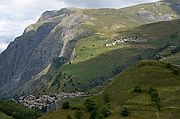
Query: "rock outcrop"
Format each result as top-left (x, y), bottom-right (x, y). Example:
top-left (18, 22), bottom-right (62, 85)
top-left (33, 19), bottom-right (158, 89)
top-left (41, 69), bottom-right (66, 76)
top-left (0, 8), bottom-right (91, 98)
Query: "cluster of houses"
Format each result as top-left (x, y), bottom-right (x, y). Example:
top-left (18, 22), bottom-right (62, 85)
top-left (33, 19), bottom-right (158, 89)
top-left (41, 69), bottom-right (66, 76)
top-left (18, 92), bottom-right (85, 110)
top-left (105, 36), bottom-right (148, 47)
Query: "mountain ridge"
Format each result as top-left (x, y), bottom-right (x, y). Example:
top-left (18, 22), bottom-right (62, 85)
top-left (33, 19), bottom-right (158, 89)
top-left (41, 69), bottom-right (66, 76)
top-left (0, 0), bottom-right (180, 98)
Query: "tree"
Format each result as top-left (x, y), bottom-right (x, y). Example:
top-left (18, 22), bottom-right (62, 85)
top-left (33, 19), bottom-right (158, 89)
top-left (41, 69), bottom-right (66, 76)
top-left (75, 111), bottom-right (83, 119)
top-left (173, 69), bottom-right (179, 75)
top-left (149, 86), bottom-right (161, 111)
top-left (112, 66), bottom-right (122, 75)
top-left (41, 106), bottom-right (47, 112)
top-left (103, 93), bottom-right (110, 103)
top-left (100, 105), bottom-right (111, 117)
top-left (62, 102), bottom-right (70, 109)
top-left (52, 56), bottom-right (67, 69)
top-left (84, 99), bottom-right (96, 112)
top-left (96, 113), bottom-right (104, 119)
top-left (166, 63), bottom-right (171, 69)
top-left (133, 85), bottom-right (142, 93)
top-left (89, 111), bottom-right (97, 119)
top-left (67, 115), bottom-right (73, 119)
top-left (121, 107), bottom-right (129, 117)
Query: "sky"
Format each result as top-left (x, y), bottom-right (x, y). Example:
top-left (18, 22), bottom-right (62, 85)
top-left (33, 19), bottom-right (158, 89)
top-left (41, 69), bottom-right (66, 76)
top-left (0, 0), bottom-right (159, 53)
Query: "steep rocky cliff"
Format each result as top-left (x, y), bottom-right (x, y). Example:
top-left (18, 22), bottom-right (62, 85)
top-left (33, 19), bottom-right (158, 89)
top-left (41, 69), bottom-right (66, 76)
top-left (0, 8), bottom-right (91, 97)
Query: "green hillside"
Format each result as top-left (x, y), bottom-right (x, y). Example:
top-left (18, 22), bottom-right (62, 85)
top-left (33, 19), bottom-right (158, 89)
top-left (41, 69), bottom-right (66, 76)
top-left (17, 0), bottom-right (179, 97)
top-left (0, 112), bottom-right (14, 119)
top-left (37, 17), bottom-right (180, 95)
top-left (0, 100), bottom-right (42, 119)
top-left (39, 60), bottom-right (180, 119)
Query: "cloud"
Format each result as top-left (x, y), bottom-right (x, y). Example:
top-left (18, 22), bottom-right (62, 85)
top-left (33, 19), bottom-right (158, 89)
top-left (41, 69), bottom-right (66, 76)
top-left (0, 43), bottom-right (8, 53)
top-left (60, 0), bottom-right (159, 8)
top-left (0, 0), bottom-right (159, 53)
top-left (0, 0), bottom-right (68, 53)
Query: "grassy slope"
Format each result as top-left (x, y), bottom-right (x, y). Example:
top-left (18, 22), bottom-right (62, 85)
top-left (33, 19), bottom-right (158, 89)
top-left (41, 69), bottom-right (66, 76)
top-left (99, 60), bottom-right (180, 119)
top-left (35, 1), bottom-right (180, 95)
top-left (163, 52), bottom-right (180, 66)
top-left (39, 60), bottom-right (180, 119)
top-left (0, 100), bottom-right (42, 119)
top-left (38, 1), bottom-right (180, 118)
top-left (49, 19), bottom-right (180, 93)
top-left (0, 112), bottom-right (14, 119)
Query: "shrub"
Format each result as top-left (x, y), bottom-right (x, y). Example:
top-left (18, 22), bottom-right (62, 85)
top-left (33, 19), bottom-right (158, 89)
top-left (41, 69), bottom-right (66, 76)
top-left (62, 102), bottom-right (70, 109)
top-left (148, 86), bottom-right (157, 94)
top-left (121, 107), bottom-right (129, 117)
top-left (103, 93), bottom-right (110, 103)
top-left (172, 46), bottom-right (180, 54)
top-left (75, 111), bottom-right (83, 119)
top-left (84, 99), bottom-right (96, 112)
top-left (67, 115), bottom-right (73, 119)
top-left (166, 63), bottom-right (171, 69)
top-left (173, 70), bottom-right (179, 75)
top-left (100, 105), bottom-right (111, 117)
top-left (133, 85), bottom-right (142, 93)
top-left (89, 111), bottom-right (97, 119)
top-left (148, 86), bottom-right (161, 111)
top-left (96, 113), bottom-right (104, 119)
top-left (112, 66), bottom-right (122, 75)
top-left (52, 57), bottom-right (67, 69)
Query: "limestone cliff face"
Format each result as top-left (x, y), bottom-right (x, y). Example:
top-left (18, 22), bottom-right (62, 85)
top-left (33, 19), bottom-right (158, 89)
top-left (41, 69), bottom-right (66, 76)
top-left (0, 8), bottom-right (90, 97)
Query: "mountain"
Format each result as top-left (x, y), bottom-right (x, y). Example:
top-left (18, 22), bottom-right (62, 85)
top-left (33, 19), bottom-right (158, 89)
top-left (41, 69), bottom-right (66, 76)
top-left (38, 60), bottom-right (180, 119)
top-left (0, 0), bottom-right (180, 98)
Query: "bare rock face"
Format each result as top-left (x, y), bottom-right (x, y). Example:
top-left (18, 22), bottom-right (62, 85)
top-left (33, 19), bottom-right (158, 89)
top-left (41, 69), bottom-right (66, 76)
top-left (163, 0), bottom-right (180, 12)
top-left (137, 10), bottom-right (172, 21)
top-left (0, 8), bottom-right (91, 98)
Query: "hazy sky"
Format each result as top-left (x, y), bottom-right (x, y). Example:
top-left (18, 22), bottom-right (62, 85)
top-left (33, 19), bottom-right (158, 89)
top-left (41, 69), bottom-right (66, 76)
top-left (0, 0), bottom-right (159, 52)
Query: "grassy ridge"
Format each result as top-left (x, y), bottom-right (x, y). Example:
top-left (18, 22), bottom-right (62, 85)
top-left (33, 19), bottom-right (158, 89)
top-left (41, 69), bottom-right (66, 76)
top-left (39, 60), bottom-right (180, 119)
top-left (0, 112), bottom-right (14, 119)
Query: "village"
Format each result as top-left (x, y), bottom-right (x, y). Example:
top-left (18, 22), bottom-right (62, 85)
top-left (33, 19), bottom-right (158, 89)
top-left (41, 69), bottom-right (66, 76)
top-left (105, 36), bottom-right (148, 47)
top-left (18, 92), bottom-right (85, 111)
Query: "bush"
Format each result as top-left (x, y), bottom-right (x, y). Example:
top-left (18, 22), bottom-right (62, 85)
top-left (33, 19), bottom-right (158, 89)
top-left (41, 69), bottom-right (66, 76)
top-left (96, 113), bottom-right (104, 119)
top-left (75, 111), bottom-right (83, 119)
top-left (84, 99), bottom-right (96, 112)
top-left (148, 86), bottom-right (161, 111)
top-left (89, 111), bottom-right (97, 119)
top-left (173, 70), bottom-right (179, 75)
top-left (133, 85), bottom-right (142, 93)
top-left (172, 46), bottom-right (180, 54)
top-left (52, 57), bottom-right (67, 69)
top-left (166, 63), bottom-right (171, 69)
top-left (100, 105), bottom-right (111, 117)
top-left (67, 115), bottom-right (73, 119)
top-left (103, 93), bottom-right (110, 103)
top-left (112, 66), bottom-right (122, 75)
top-left (62, 102), bottom-right (70, 109)
top-left (148, 86), bottom-right (157, 94)
top-left (121, 107), bottom-right (129, 117)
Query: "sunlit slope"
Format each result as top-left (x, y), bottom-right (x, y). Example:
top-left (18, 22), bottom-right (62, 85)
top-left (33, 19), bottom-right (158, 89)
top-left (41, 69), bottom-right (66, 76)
top-left (39, 60), bottom-right (180, 119)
